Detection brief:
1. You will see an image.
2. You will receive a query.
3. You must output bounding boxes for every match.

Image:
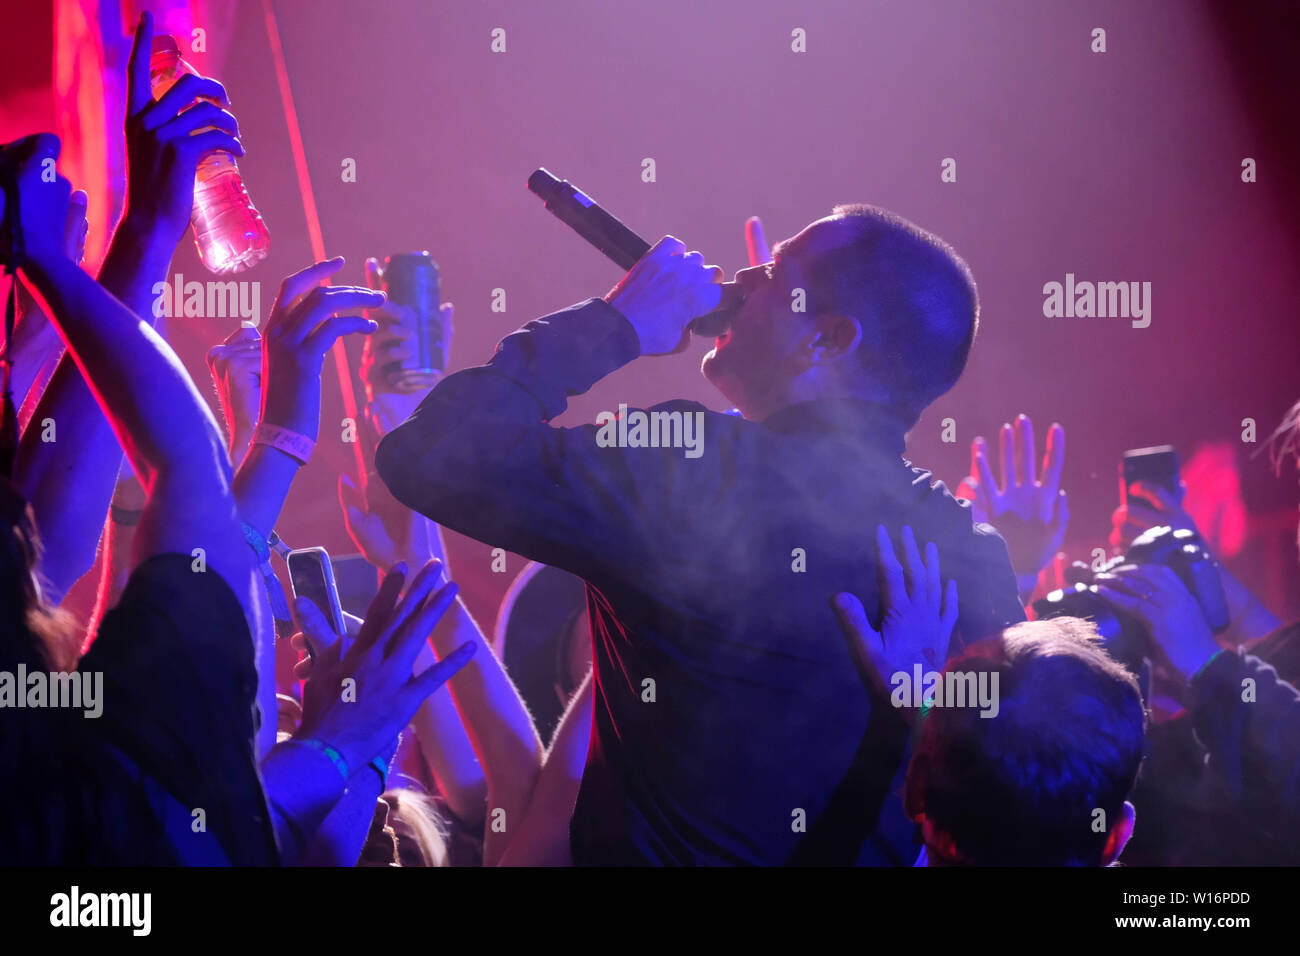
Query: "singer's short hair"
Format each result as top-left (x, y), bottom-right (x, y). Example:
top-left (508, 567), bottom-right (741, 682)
top-left (810, 205), bottom-right (978, 426)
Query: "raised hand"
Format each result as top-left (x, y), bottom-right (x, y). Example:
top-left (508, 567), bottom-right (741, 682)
top-left (205, 325), bottom-right (262, 457)
top-left (120, 11), bottom-right (242, 253)
top-left (293, 560), bottom-right (475, 774)
top-left (1109, 477), bottom-right (1280, 645)
top-left (1095, 563), bottom-right (1222, 680)
top-left (833, 525), bottom-right (959, 710)
top-left (959, 414), bottom-right (1069, 593)
top-left (259, 257), bottom-right (382, 439)
top-left (338, 468), bottom-right (439, 572)
top-left (1110, 479), bottom-right (1197, 550)
top-left (604, 236), bottom-right (723, 355)
top-left (0, 134), bottom-right (74, 268)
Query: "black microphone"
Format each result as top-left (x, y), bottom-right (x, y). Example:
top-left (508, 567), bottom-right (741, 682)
top-left (526, 168), bottom-right (741, 336)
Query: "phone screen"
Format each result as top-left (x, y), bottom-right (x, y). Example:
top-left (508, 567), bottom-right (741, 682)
top-left (287, 548), bottom-right (346, 645)
top-left (1120, 445), bottom-right (1180, 504)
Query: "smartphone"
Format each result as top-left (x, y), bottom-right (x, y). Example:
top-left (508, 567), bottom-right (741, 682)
top-left (287, 547), bottom-right (348, 655)
top-left (1120, 445), bottom-right (1180, 506)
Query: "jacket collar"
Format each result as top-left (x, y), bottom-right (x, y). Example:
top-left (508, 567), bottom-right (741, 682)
top-left (760, 398), bottom-right (910, 457)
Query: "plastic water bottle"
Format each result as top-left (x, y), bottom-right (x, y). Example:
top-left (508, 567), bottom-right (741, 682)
top-left (149, 35), bottom-right (269, 275)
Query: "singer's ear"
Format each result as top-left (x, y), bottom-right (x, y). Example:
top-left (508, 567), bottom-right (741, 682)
top-left (809, 312), bottom-right (862, 364)
top-left (364, 257), bottom-right (384, 291)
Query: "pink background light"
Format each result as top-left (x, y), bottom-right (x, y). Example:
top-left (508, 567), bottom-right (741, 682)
top-left (3, 0), bottom-right (1297, 630)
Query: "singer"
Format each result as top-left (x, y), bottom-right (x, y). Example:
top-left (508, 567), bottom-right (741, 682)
top-left (375, 204), bottom-right (1025, 865)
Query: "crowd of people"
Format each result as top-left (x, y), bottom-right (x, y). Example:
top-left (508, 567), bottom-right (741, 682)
top-left (1, 11), bottom-right (1297, 867)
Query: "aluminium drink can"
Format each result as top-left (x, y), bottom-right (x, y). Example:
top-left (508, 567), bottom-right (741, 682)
top-left (381, 251), bottom-right (444, 391)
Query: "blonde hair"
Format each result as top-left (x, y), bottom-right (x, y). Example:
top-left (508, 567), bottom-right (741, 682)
top-left (381, 788), bottom-right (450, 867)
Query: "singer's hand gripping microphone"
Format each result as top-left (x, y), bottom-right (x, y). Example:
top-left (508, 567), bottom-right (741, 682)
top-left (526, 168), bottom-right (741, 336)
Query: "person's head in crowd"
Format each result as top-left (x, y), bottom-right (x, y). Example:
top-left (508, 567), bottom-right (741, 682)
top-left (383, 789), bottom-right (449, 867)
top-left (356, 789), bottom-right (448, 867)
top-left (0, 477), bottom-right (79, 857)
top-left (905, 617), bottom-right (1146, 866)
top-left (702, 204), bottom-right (978, 426)
top-left (0, 478), bottom-right (78, 676)
top-left (494, 562), bottom-right (591, 744)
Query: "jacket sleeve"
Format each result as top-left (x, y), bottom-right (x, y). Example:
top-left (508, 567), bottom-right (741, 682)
top-left (375, 298), bottom-right (730, 579)
top-left (1189, 646), bottom-right (1300, 807)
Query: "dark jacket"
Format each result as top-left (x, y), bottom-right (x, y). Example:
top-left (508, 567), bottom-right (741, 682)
top-left (1126, 640), bottom-right (1300, 866)
top-left (377, 297), bottom-right (1025, 865)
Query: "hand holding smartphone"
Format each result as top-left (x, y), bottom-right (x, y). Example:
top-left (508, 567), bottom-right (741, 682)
top-left (1120, 445), bottom-right (1180, 507)
top-left (287, 546), bottom-right (348, 658)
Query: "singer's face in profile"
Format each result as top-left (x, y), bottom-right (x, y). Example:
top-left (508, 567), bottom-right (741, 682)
top-left (702, 215), bottom-right (859, 420)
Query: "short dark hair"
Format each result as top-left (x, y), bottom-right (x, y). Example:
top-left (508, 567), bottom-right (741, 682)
top-left (904, 617), bottom-right (1146, 866)
top-left (807, 204), bottom-right (978, 425)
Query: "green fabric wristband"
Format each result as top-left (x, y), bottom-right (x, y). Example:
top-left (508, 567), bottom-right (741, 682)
top-left (295, 737), bottom-right (349, 782)
top-left (369, 757), bottom-right (389, 791)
